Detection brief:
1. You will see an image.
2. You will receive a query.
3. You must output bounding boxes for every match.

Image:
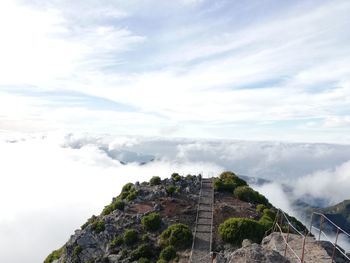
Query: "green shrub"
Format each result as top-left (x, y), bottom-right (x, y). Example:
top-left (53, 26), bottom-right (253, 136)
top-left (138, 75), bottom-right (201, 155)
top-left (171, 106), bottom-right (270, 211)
top-left (142, 212), bottom-right (161, 231)
top-left (256, 204), bottom-right (267, 213)
top-left (138, 258), bottom-right (150, 263)
top-left (122, 183), bottom-right (134, 192)
top-left (214, 171), bottom-right (247, 192)
top-left (131, 244), bottom-right (153, 260)
top-left (142, 233), bottom-right (150, 242)
top-left (171, 173), bottom-right (182, 182)
top-left (81, 215), bottom-right (97, 230)
top-left (186, 174), bottom-right (193, 180)
top-left (91, 220), bottom-right (105, 233)
top-left (127, 191), bottom-right (138, 201)
top-left (124, 229), bottom-right (138, 245)
top-left (160, 223), bottom-right (192, 249)
top-left (160, 245), bottom-right (176, 261)
top-left (44, 247), bottom-right (63, 263)
top-left (157, 260), bottom-right (167, 263)
top-left (120, 249), bottom-right (128, 259)
top-left (73, 245), bottom-right (82, 257)
top-left (110, 236), bottom-right (124, 247)
top-left (218, 218), bottom-right (266, 245)
top-left (102, 199), bottom-right (125, 215)
top-left (233, 186), bottom-right (269, 206)
top-left (166, 185), bottom-right (175, 196)
top-left (175, 186), bottom-right (181, 193)
top-left (150, 176), bottom-right (161, 186)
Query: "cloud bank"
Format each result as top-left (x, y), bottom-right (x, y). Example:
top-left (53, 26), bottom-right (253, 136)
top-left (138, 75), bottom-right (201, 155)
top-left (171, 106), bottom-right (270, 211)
top-left (1, 133), bottom-right (350, 262)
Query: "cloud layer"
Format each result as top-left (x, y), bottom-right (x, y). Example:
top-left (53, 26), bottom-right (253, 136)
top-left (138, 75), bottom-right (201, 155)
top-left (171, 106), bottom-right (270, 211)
top-left (1, 133), bottom-right (350, 262)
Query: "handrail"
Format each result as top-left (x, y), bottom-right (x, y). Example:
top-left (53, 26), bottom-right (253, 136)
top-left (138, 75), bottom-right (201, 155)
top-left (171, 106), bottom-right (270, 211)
top-left (312, 212), bottom-right (350, 238)
top-left (270, 208), bottom-right (306, 262)
top-left (310, 212), bottom-right (350, 262)
top-left (189, 174), bottom-right (203, 262)
top-left (209, 177), bottom-right (214, 253)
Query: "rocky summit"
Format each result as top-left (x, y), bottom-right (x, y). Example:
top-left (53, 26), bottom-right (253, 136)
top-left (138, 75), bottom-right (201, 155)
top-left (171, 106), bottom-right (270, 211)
top-left (44, 172), bottom-right (342, 263)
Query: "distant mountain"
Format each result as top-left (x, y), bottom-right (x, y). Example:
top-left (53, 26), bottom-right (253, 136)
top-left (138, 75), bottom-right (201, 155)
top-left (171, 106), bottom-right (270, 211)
top-left (314, 200), bottom-right (350, 233)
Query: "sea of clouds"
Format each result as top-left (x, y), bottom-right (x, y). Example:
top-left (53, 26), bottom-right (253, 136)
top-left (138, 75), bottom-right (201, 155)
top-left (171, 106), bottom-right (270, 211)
top-left (1, 132), bottom-right (350, 262)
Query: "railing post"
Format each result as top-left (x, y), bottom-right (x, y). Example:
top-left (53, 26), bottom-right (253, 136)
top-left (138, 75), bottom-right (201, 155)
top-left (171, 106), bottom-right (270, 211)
top-left (331, 227), bottom-right (340, 262)
top-left (284, 224), bottom-right (290, 256)
top-left (318, 215), bottom-right (324, 241)
top-left (301, 236), bottom-right (306, 263)
top-left (309, 213), bottom-right (314, 236)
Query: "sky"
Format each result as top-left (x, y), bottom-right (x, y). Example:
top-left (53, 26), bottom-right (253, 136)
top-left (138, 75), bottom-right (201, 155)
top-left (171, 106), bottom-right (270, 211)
top-left (0, 1), bottom-right (350, 262)
top-left (0, 0), bottom-right (349, 143)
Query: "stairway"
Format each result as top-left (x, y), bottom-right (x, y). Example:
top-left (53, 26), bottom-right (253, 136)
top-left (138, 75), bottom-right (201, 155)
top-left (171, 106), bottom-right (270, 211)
top-left (190, 178), bottom-right (214, 262)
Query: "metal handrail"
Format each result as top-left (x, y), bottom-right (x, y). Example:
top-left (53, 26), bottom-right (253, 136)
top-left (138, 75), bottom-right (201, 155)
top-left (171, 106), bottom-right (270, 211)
top-left (189, 174), bottom-right (203, 262)
top-left (270, 209), bottom-right (306, 262)
top-left (310, 212), bottom-right (350, 262)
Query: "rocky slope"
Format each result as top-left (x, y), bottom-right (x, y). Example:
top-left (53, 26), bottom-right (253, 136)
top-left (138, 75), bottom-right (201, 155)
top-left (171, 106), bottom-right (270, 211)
top-left (45, 172), bottom-right (332, 263)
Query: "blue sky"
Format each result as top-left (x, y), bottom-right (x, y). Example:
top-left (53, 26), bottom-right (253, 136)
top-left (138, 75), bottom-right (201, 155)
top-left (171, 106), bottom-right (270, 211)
top-left (0, 0), bottom-right (349, 143)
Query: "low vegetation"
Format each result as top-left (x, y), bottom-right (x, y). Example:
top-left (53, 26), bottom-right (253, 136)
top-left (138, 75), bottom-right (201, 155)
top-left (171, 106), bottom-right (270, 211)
top-left (44, 247), bottom-right (64, 263)
top-left (141, 212), bottom-right (162, 231)
top-left (234, 186), bottom-right (270, 206)
top-left (213, 171), bottom-right (247, 192)
top-left (160, 223), bottom-right (192, 249)
top-left (124, 229), bottom-right (138, 245)
top-left (219, 218), bottom-right (266, 245)
top-left (159, 245), bottom-right (176, 261)
top-left (102, 198), bottom-right (125, 215)
top-left (150, 176), bottom-right (161, 186)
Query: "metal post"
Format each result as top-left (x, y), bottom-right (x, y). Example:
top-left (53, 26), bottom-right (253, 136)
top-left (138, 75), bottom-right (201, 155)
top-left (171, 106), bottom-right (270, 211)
top-left (331, 228), bottom-right (340, 262)
top-left (301, 236), bottom-right (306, 263)
top-left (284, 224), bottom-right (290, 256)
top-left (318, 216), bottom-right (324, 241)
top-left (309, 213), bottom-right (314, 237)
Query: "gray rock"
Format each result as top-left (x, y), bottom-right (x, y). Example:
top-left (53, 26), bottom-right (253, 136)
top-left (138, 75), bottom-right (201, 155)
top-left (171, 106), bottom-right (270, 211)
top-left (242, 239), bottom-right (253, 247)
top-left (225, 243), bottom-right (291, 263)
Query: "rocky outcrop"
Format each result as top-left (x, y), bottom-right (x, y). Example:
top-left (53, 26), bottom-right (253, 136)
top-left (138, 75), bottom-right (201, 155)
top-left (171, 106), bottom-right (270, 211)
top-left (215, 239), bottom-right (291, 263)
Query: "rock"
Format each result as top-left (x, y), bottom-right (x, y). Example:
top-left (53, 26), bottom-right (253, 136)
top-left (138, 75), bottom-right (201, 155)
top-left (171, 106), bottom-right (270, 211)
top-left (226, 243), bottom-right (291, 263)
top-left (242, 239), bottom-right (253, 247)
top-left (154, 203), bottom-right (161, 211)
top-left (108, 254), bottom-right (122, 262)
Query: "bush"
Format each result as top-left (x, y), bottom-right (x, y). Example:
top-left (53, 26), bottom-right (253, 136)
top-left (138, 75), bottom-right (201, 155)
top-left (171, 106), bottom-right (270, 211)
top-left (91, 220), bottom-right (105, 233)
top-left (44, 247), bottom-right (63, 263)
top-left (130, 244), bottom-right (153, 260)
top-left (214, 171), bottom-right (247, 192)
top-left (256, 204), bottom-right (267, 213)
top-left (160, 224), bottom-right (192, 249)
top-left (166, 185), bottom-right (175, 196)
top-left (138, 258), bottom-right (150, 263)
top-left (102, 199), bottom-right (125, 215)
top-left (81, 215), bottom-right (97, 230)
top-left (124, 229), bottom-right (138, 245)
top-left (142, 233), bottom-right (150, 242)
top-left (157, 260), bottom-right (167, 263)
top-left (127, 191), bottom-right (138, 201)
top-left (175, 186), bottom-right (181, 193)
top-left (150, 176), bottom-right (161, 186)
top-left (110, 236), bottom-right (124, 248)
top-left (122, 183), bottom-right (134, 192)
top-left (73, 245), bottom-right (82, 257)
top-left (142, 212), bottom-right (161, 231)
top-left (172, 174), bottom-right (181, 182)
top-left (233, 186), bottom-right (269, 206)
top-left (219, 218), bottom-right (266, 245)
top-left (160, 245), bottom-right (176, 261)
top-left (120, 249), bottom-right (128, 259)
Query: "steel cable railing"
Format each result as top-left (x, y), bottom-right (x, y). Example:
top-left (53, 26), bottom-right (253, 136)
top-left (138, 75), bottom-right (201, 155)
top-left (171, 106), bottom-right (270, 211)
top-left (309, 212), bottom-right (350, 262)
